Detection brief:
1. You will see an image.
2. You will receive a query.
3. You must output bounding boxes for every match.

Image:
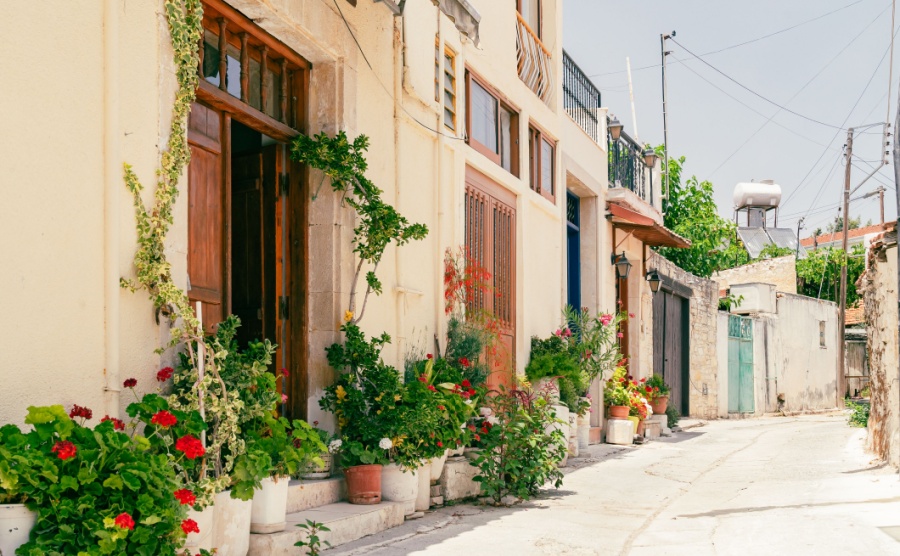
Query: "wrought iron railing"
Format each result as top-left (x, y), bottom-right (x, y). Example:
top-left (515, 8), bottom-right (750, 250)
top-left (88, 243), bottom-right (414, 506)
top-left (516, 13), bottom-right (553, 104)
top-left (563, 50), bottom-right (601, 142)
top-left (608, 129), bottom-right (649, 203)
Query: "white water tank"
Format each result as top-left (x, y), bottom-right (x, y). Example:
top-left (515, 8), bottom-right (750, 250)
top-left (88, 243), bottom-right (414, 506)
top-left (733, 179), bottom-right (782, 209)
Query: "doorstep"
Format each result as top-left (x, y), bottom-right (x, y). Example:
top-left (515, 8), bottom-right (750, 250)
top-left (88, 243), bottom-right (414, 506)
top-left (287, 477), bottom-right (347, 513)
top-left (248, 501), bottom-right (405, 555)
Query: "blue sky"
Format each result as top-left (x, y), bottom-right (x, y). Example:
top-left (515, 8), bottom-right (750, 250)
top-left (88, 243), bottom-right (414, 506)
top-left (563, 0), bottom-right (898, 235)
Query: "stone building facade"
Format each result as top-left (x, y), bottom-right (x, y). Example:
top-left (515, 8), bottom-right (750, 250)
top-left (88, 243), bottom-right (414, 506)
top-left (713, 255), bottom-right (797, 295)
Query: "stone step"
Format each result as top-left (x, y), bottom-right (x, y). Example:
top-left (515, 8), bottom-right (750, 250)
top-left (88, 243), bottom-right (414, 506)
top-left (287, 476), bottom-right (346, 513)
top-left (248, 501), bottom-right (405, 555)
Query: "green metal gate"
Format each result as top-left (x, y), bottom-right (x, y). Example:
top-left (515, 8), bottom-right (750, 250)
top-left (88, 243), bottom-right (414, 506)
top-left (727, 315), bottom-right (754, 414)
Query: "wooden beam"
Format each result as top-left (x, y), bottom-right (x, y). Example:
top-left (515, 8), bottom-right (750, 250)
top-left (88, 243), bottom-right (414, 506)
top-left (197, 80), bottom-right (299, 142)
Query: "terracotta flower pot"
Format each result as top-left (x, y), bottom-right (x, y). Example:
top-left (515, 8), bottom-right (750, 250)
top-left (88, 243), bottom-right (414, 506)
top-left (609, 405), bottom-right (629, 419)
top-left (651, 396), bottom-right (669, 416)
top-left (345, 464), bottom-right (383, 505)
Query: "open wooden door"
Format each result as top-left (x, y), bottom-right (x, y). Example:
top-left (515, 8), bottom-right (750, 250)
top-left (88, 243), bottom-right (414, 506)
top-left (465, 167), bottom-right (517, 392)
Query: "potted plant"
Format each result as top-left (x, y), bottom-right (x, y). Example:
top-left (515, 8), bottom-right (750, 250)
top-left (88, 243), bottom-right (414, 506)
top-left (247, 416), bottom-right (327, 533)
top-left (604, 368), bottom-right (631, 419)
top-left (646, 374), bottom-right (670, 415)
top-left (298, 423), bottom-right (338, 480)
top-left (0, 423), bottom-right (41, 556)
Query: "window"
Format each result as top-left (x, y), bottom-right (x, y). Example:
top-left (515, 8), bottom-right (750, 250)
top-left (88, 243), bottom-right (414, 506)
top-left (465, 71), bottom-right (519, 176)
top-left (517, 0), bottom-right (541, 38)
top-left (435, 42), bottom-right (457, 131)
top-left (528, 124), bottom-right (555, 200)
top-left (819, 321), bottom-right (826, 348)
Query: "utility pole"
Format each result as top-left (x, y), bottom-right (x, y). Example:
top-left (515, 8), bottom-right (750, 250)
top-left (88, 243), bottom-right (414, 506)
top-left (838, 129), bottom-right (854, 407)
top-left (660, 31), bottom-right (674, 208)
top-left (796, 217), bottom-right (805, 258)
top-left (878, 185), bottom-right (886, 225)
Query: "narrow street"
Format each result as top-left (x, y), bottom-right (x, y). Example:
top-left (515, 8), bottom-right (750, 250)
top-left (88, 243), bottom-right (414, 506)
top-left (330, 415), bottom-right (900, 555)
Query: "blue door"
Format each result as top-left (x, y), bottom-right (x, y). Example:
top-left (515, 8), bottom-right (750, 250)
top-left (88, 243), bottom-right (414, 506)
top-left (566, 193), bottom-right (581, 311)
top-left (728, 315), bottom-right (754, 413)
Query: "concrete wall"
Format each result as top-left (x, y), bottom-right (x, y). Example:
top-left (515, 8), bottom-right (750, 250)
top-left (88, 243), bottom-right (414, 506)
top-left (714, 255), bottom-right (797, 294)
top-left (862, 234), bottom-right (899, 468)
top-left (647, 253), bottom-right (720, 419)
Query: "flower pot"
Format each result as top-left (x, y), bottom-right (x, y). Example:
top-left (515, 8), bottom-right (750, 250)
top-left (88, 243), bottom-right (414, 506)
top-left (299, 452), bottom-right (333, 480)
top-left (568, 414), bottom-right (579, 458)
top-left (381, 463), bottom-right (418, 515)
top-left (345, 464), bottom-right (383, 505)
top-left (250, 476), bottom-right (290, 534)
top-left (213, 489), bottom-right (252, 556)
top-left (650, 396), bottom-right (669, 416)
top-left (534, 377), bottom-right (560, 403)
top-left (416, 462), bottom-right (431, 511)
top-left (182, 503), bottom-right (215, 552)
top-left (626, 416), bottom-right (640, 438)
top-left (576, 413), bottom-right (591, 450)
top-left (0, 504), bottom-right (37, 556)
top-left (429, 450), bottom-right (449, 482)
top-left (448, 445), bottom-right (465, 457)
top-left (609, 405), bottom-right (629, 419)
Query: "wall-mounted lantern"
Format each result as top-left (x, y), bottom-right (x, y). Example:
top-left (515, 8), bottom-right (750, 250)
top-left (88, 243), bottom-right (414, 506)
top-left (611, 251), bottom-right (632, 280)
top-left (643, 147), bottom-right (659, 168)
top-left (608, 116), bottom-right (624, 141)
top-left (646, 269), bottom-right (662, 293)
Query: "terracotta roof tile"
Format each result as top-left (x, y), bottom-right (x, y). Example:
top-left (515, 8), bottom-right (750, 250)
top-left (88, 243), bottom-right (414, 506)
top-left (800, 222), bottom-right (896, 248)
top-left (845, 305), bottom-right (865, 326)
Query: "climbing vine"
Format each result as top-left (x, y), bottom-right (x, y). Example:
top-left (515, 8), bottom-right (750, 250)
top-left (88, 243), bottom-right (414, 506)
top-left (120, 0), bottom-right (235, 504)
top-left (291, 131), bottom-right (428, 324)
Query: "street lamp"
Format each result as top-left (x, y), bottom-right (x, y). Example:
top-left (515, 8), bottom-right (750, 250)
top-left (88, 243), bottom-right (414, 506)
top-left (608, 116), bottom-right (624, 141)
top-left (643, 147), bottom-right (659, 168)
top-left (611, 252), bottom-right (632, 280)
top-left (645, 269), bottom-right (662, 293)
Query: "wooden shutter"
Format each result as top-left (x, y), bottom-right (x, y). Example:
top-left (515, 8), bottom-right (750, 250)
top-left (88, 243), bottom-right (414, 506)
top-left (187, 102), bottom-right (226, 331)
top-left (465, 167), bottom-right (516, 390)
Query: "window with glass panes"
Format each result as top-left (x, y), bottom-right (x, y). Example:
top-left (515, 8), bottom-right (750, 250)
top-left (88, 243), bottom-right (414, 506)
top-left (465, 71), bottom-right (519, 176)
top-left (435, 42), bottom-right (457, 131)
top-left (528, 124), bottom-right (555, 201)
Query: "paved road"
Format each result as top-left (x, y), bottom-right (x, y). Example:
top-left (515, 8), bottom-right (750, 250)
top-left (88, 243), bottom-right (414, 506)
top-left (330, 414), bottom-right (900, 555)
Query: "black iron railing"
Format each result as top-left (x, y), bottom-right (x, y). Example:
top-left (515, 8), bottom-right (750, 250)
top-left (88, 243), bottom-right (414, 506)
top-left (563, 50), bottom-right (601, 142)
top-left (608, 129), bottom-right (649, 202)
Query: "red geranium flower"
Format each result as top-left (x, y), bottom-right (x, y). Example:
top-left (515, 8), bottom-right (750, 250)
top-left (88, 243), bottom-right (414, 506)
top-left (52, 440), bottom-right (77, 461)
top-left (437, 441), bottom-right (443, 447)
top-left (617, 332), bottom-right (624, 338)
top-left (426, 354), bottom-right (433, 360)
top-left (468, 424), bottom-right (476, 432)
top-left (69, 404), bottom-right (93, 420)
top-left (181, 518), bottom-right (200, 535)
top-left (418, 375), bottom-right (427, 383)
top-left (427, 385), bottom-right (437, 392)
top-left (474, 434), bottom-right (481, 442)
top-left (151, 410), bottom-right (178, 428)
top-left (114, 512), bottom-right (135, 530)
top-left (280, 367), bottom-right (289, 377)
top-left (459, 357), bottom-right (471, 368)
top-left (461, 379), bottom-right (472, 388)
top-left (175, 435), bottom-right (205, 460)
top-left (438, 405), bottom-right (445, 411)
top-left (156, 367), bottom-right (174, 382)
top-left (174, 489), bottom-right (197, 506)
top-left (101, 415), bottom-right (126, 430)
top-left (123, 378), bottom-right (138, 388)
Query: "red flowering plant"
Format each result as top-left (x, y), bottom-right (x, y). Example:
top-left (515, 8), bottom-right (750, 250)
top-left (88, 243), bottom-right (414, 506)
top-left (3, 405), bottom-right (193, 555)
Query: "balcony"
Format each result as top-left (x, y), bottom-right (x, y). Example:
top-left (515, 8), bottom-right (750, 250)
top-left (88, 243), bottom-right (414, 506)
top-left (516, 12), bottom-right (553, 104)
top-left (562, 51), bottom-right (602, 142)
top-left (609, 129), bottom-right (651, 204)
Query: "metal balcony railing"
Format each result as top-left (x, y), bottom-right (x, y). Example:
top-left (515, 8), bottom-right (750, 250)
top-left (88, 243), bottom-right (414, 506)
top-left (608, 129), bottom-right (650, 203)
top-left (516, 13), bottom-right (553, 105)
top-left (563, 50), bottom-right (601, 142)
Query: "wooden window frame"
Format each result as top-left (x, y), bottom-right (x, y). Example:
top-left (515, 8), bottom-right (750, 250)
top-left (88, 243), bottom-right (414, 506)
top-left (516, 0), bottom-right (542, 40)
top-left (528, 122), bottom-right (556, 202)
top-left (465, 69), bottom-right (520, 177)
top-left (435, 41), bottom-right (457, 132)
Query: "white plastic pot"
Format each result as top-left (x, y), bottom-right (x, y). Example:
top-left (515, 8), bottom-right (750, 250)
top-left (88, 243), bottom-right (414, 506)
top-left (250, 476), bottom-right (290, 533)
top-left (381, 463), bottom-right (418, 515)
top-left (181, 503), bottom-right (215, 553)
top-left (429, 450), bottom-right (449, 482)
top-left (415, 462), bottom-right (431, 511)
top-left (0, 504), bottom-right (36, 556)
top-left (213, 490), bottom-right (252, 556)
top-left (577, 413), bottom-right (591, 450)
top-left (568, 414), bottom-right (579, 458)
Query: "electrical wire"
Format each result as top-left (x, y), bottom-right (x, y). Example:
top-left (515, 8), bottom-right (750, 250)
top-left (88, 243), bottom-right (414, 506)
top-left (705, 5), bottom-right (893, 178)
top-left (586, 0), bottom-right (869, 79)
top-left (330, 0), bottom-right (464, 141)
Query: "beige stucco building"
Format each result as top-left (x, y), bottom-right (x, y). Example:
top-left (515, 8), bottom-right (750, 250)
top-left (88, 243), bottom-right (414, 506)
top-left (0, 0), bottom-right (683, 430)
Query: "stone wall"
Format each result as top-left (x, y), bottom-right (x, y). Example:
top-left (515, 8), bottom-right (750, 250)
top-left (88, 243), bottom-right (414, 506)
top-left (648, 253), bottom-right (721, 419)
top-left (862, 231), bottom-right (899, 469)
top-left (714, 255), bottom-right (797, 294)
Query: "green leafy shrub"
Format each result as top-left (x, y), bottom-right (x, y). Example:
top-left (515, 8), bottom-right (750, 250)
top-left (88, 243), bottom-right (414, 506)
top-left (471, 387), bottom-right (566, 505)
top-left (294, 519), bottom-right (331, 554)
top-left (10, 406), bottom-right (191, 556)
top-left (846, 400), bottom-right (870, 428)
top-left (666, 405), bottom-right (681, 429)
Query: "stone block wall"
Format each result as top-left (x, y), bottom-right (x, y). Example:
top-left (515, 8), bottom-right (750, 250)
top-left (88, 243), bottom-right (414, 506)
top-left (648, 253), bottom-right (721, 419)
top-left (862, 232), bottom-right (899, 469)
top-left (714, 255), bottom-right (797, 294)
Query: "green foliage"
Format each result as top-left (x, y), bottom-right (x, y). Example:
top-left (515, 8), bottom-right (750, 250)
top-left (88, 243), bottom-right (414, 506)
top-left (11, 407), bottom-right (189, 556)
top-left (757, 243), bottom-right (795, 260)
top-left (563, 306), bottom-right (627, 385)
top-left (526, 331), bottom-right (588, 415)
top-left (796, 245), bottom-right (866, 306)
top-left (645, 374), bottom-right (670, 398)
top-left (826, 215), bottom-right (869, 234)
top-left (443, 316), bottom-right (492, 387)
top-left (294, 519), bottom-right (331, 554)
top-left (603, 367), bottom-right (631, 407)
top-left (245, 417), bottom-right (327, 480)
top-left (658, 151), bottom-right (749, 277)
top-left (846, 399), bottom-right (870, 428)
top-left (666, 405), bottom-right (681, 429)
top-left (291, 131), bottom-right (428, 323)
top-left (718, 292), bottom-right (744, 311)
top-left (471, 387), bottom-right (567, 505)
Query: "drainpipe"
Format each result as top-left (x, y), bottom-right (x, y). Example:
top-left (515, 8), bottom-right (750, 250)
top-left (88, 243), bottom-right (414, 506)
top-left (435, 7), bottom-right (445, 354)
top-left (103, 0), bottom-right (121, 418)
top-left (394, 14), bottom-right (405, 365)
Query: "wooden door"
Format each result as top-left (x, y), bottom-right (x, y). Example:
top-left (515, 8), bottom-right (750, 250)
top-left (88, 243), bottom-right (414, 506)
top-left (231, 151), bottom-right (265, 345)
top-left (188, 102), bottom-right (225, 332)
top-left (465, 167), bottom-right (516, 392)
top-left (653, 290), bottom-right (689, 415)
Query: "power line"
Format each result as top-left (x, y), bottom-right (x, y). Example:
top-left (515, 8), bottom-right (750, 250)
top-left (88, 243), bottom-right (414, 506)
top-left (586, 0), bottom-right (868, 79)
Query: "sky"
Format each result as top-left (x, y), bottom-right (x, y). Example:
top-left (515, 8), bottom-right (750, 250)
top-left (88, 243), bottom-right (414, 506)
top-left (563, 0), bottom-right (899, 237)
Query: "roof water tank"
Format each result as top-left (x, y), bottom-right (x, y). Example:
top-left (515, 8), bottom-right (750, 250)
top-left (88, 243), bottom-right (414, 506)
top-left (733, 180), bottom-right (782, 209)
